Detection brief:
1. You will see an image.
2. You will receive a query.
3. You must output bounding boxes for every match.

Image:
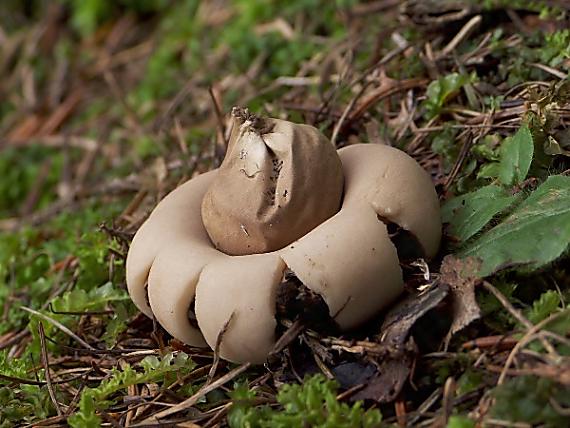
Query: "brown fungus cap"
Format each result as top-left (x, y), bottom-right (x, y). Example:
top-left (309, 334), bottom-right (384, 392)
top-left (201, 107), bottom-right (344, 256)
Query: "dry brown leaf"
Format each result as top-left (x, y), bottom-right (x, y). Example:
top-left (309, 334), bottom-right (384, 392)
top-left (349, 283), bottom-right (449, 403)
top-left (440, 255), bottom-right (482, 348)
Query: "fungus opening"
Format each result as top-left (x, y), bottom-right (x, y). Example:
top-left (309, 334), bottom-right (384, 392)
top-left (275, 269), bottom-right (339, 335)
top-left (377, 214), bottom-right (425, 261)
top-left (144, 283), bottom-right (150, 308)
top-left (187, 298), bottom-right (199, 329)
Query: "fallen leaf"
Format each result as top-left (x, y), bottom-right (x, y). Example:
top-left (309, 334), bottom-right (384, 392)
top-left (379, 282), bottom-right (450, 347)
top-left (351, 353), bottom-right (414, 403)
top-left (349, 283), bottom-right (449, 402)
top-left (332, 362), bottom-right (376, 390)
top-left (440, 256), bottom-right (482, 348)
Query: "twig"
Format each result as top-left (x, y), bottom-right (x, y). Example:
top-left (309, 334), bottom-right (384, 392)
top-left (441, 377), bottom-right (456, 426)
top-left (348, 77), bottom-right (428, 124)
top-left (20, 306), bottom-right (95, 350)
top-left (550, 397), bottom-right (570, 416)
top-left (202, 402), bottom-right (233, 428)
top-left (153, 78), bottom-right (194, 133)
top-left (483, 418), bottom-right (532, 427)
top-left (0, 329), bottom-right (30, 350)
top-left (330, 81), bottom-right (371, 146)
top-left (64, 374), bottom-right (88, 416)
top-left (443, 132), bottom-right (473, 192)
top-left (206, 312), bottom-right (234, 385)
top-left (482, 281), bottom-right (557, 356)
top-left (440, 15), bottom-right (482, 57)
top-left (48, 303), bottom-right (114, 316)
top-left (406, 387), bottom-right (442, 426)
top-left (103, 69), bottom-right (144, 135)
top-left (139, 362), bottom-right (252, 423)
top-left (38, 323), bottom-right (62, 415)
top-left (498, 309), bottom-right (570, 385)
top-left (529, 63), bottom-right (568, 80)
top-left (395, 398), bottom-right (407, 427)
top-left (349, 0), bottom-right (400, 16)
top-left (312, 352), bottom-right (334, 380)
top-left (209, 85), bottom-right (228, 160)
top-left (270, 319), bottom-right (305, 355)
top-left (0, 372), bottom-right (83, 386)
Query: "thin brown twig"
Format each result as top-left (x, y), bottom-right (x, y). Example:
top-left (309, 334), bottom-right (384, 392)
top-left (330, 81), bottom-right (372, 145)
top-left (498, 309), bottom-right (570, 385)
top-left (153, 78), bottom-right (195, 133)
top-left (439, 15), bottom-right (482, 58)
top-left (348, 77), bottom-right (428, 123)
top-left (443, 132), bottom-right (473, 192)
top-left (270, 319), bottom-right (305, 356)
top-left (482, 281), bottom-right (557, 356)
top-left (139, 362), bottom-right (252, 423)
top-left (38, 322), bottom-right (62, 416)
top-left (21, 306), bottom-right (95, 350)
top-left (0, 329), bottom-right (30, 350)
top-left (206, 312), bottom-right (234, 385)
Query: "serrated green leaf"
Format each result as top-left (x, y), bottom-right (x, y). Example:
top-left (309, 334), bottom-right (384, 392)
top-left (525, 290), bottom-right (561, 324)
top-left (442, 185), bottom-right (521, 242)
top-left (68, 352), bottom-right (195, 427)
top-left (499, 125), bottom-right (534, 186)
top-left (228, 375), bottom-right (382, 428)
top-left (459, 175), bottom-right (570, 276)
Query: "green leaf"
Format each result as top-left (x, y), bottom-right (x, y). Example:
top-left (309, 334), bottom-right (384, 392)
top-left (492, 376), bottom-right (570, 426)
top-left (228, 375), bottom-right (382, 428)
top-left (525, 290), bottom-right (561, 324)
top-left (424, 73), bottom-right (474, 119)
top-left (459, 175), bottom-right (570, 276)
top-left (477, 162), bottom-right (501, 180)
top-left (499, 125), bottom-right (534, 186)
top-left (68, 352), bottom-right (195, 427)
top-left (447, 415), bottom-right (475, 428)
top-left (442, 185), bottom-right (521, 242)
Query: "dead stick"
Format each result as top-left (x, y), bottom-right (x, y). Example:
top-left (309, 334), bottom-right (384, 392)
top-left (482, 281), bottom-right (557, 356)
top-left (140, 362), bottom-right (251, 423)
top-left (38, 323), bottom-right (62, 416)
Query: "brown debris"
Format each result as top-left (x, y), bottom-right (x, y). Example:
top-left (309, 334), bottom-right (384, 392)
top-left (440, 255), bottom-right (482, 348)
top-left (349, 283), bottom-right (449, 402)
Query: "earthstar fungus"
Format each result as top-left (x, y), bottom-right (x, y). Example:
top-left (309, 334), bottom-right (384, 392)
top-left (126, 108), bottom-right (441, 364)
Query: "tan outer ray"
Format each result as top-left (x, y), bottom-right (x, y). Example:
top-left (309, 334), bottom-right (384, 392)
top-left (147, 240), bottom-right (222, 347)
top-left (280, 202), bottom-right (403, 329)
top-left (126, 170), bottom-right (217, 317)
top-left (338, 144), bottom-right (441, 259)
top-left (195, 252), bottom-right (285, 364)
